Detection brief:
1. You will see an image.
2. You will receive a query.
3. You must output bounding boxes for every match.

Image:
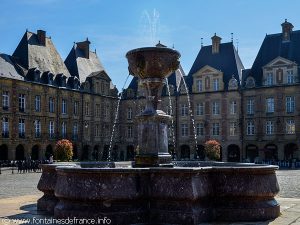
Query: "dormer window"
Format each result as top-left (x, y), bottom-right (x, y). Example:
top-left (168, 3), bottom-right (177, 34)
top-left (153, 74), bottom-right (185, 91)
top-left (196, 79), bottom-right (203, 92)
top-left (245, 77), bottom-right (255, 88)
top-left (213, 78), bottom-right (219, 91)
top-left (266, 73), bottom-right (273, 86)
top-left (287, 70), bottom-right (295, 84)
top-left (228, 76), bottom-right (238, 90)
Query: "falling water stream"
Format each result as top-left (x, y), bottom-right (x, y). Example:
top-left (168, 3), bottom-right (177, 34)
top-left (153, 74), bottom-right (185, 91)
top-left (107, 74), bottom-right (130, 161)
top-left (165, 78), bottom-right (176, 159)
top-left (177, 70), bottom-right (199, 157)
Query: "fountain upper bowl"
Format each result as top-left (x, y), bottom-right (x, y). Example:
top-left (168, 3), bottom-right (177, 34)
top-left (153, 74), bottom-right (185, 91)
top-left (126, 47), bottom-right (181, 79)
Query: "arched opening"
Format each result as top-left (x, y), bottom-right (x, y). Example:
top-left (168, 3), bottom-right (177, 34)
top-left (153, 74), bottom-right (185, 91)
top-left (284, 143), bottom-right (298, 160)
top-left (180, 145), bottom-right (190, 159)
top-left (126, 145), bottom-right (135, 161)
top-left (92, 145), bottom-right (100, 161)
top-left (45, 145), bottom-right (53, 160)
top-left (16, 144), bottom-right (25, 160)
top-left (196, 145), bottom-right (205, 160)
top-left (112, 145), bottom-right (118, 161)
top-left (102, 145), bottom-right (109, 161)
top-left (246, 144), bottom-right (258, 163)
top-left (227, 144), bottom-right (240, 162)
top-left (72, 144), bottom-right (78, 160)
top-left (81, 145), bottom-right (90, 161)
top-left (0, 144), bottom-right (8, 160)
top-left (31, 145), bottom-right (40, 160)
top-left (264, 144), bottom-right (278, 161)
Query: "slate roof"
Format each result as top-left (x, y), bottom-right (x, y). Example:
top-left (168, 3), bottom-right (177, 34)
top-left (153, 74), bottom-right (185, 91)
top-left (0, 53), bottom-right (24, 80)
top-left (12, 31), bottom-right (70, 78)
top-left (245, 30), bottom-right (300, 86)
top-left (123, 65), bottom-right (185, 99)
top-left (187, 42), bottom-right (244, 91)
top-left (65, 43), bottom-right (106, 83)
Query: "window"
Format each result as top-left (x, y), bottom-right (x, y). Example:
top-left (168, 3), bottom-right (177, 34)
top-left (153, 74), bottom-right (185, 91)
top-left (230, 100), bottom-right (237, 114)
top-left (19, 94), bottom-right (25, 112)
top-left (266, 121), bottom-right (274, 135)
top-left (96, 104), bottom-right (100, 117)
top-left (286, 96), bottom-right (295, 113)
top-left (34, 120), bottom-right (41, 138)
top-left (196, 123), bottom-right (204, 136)
top-left (35, 95), bottom-right (41, 112)
top-left (229, 122), bottom-right (237, 136)
top-left (212, 101), bottom-right (220, 115)
top-left (73, 123), bottom-right (78, 140)
top-left (247, 99), bottom-right (254, 115)
top-left (196, 80), bottom-right (203, 92)
top-left (266, 97), bottom-right (274, 113)
top-left (18, 118), bottom-right (25, 138)
top-left (62, 99), bottom-right (67, 114)
top-left (127, 125), bottom-right (133, 138)
top-left (266, 73), bottom-right (273, 85)
top-left (247, 121), bottom-right (255, 135)
top-left (212, 123), bottom-right (220, 136)
top-left (104, 104), bottom-right (109, 118)
top-left (213, 78), bottom-right (219, 91)
top-left (95, 124), bottom-right (100, 137)
top-left (61, 122), bottom-right (67, 138)
top-left (287, 70), bottom-right (294, 84)
top-left (49, 97), bottom-right (55, 113)
top-left (196, 102), bottom-right (204, 116)
top-left (181, 104), bottom-right (188, 116)
top-left (127, 107), bottom-right (132, 120)
top-left (181, 124), bottom-right (188, 137)
top-left (74, 101), bottom-right (79, 116)
top-left (2, 91), bottom-right (9, 110)
top-left (49, 121), bottom-right (55, 138)
top-left (2, 117), bottom-right (9, 138)
top-left (286, 119), bottom-right (295, 134)
top-left (85, 102), bottom-right (89, 115)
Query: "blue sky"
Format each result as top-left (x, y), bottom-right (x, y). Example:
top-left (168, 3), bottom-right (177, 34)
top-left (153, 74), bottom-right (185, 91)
top-left (1, 0), bottom-right (300, 90)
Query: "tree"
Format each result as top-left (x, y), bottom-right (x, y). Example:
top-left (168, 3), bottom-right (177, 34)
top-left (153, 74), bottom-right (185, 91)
top-left (204, 140), bottom-right (221, 161)
top-left (54, 139), bottom-right (73, 161)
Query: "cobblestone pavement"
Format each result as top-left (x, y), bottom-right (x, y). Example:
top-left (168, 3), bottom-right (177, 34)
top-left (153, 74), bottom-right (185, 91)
top-left (0, 168), bottom-right (299, 199)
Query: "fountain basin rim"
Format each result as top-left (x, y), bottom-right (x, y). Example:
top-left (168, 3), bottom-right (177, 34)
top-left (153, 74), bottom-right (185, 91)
top-left (126, 46), bottom-right (181, 58)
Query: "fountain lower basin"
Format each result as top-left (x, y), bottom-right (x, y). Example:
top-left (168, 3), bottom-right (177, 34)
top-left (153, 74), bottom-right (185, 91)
top-left (39, 162), bottom-right (280, 224)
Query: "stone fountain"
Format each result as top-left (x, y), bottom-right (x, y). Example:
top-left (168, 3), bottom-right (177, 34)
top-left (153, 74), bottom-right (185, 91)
top-left (37, 45), bottom-right (280, 225)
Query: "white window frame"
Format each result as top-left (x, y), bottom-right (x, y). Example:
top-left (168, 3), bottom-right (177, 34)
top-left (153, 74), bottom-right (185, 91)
top-left (181, 104), bottom-right (188, 117)
top-left (266, 73), bottom-right (273, 85)
top-left (196, 123), bottom-right (204, 136)
top-left (61, 122), bottom-right (67, 138)
top-left (230, 100), bottom-right (237, 114)
top-left (49, 97), bottom-right (55, 113)
top-left (247, 99), bottom-right (254, 115)
top-left (49, 121), bottom-right (55, 138)
top-left (2, 91), bottom-right (9, 109)
top-left (213, 78), bottom-right (219, 91)
top-left (73, 123), bottom-right (78, 140)
top-left (127, 107), bottom-right (132, 120)
top-left (196, 102), bottom-right (204, 116)
top-left (18, 118), bottom-right (25, 137)
top-left (266, 120), bottom-right (274, 135)
top-left (212, 101), bottom-right (220, 115)
top-left (266, 97), bottom-right (275, 113)
top-left (212, 123), bottom-right (220, 136)
top-left (74, 101), bottom-right (79, 116)
top-left (286, 96), bottom-right (295, 113)
top-left (229, 122), bottom-right (237, 136)
top-left (2, 117), bottom-right (9, 137)
top-left (19, 94), bottom-right (26, 112)
top-left (181, 124), bottom-right (188, 137)
top-left (247, 121), bottom-right (255, 135)
top-left (62, 99), bottom-right (67, 114)
top-left (287, 70), bottom-right (294, 84)
top-left (196, 79), bottom-right (203, 92)
top-left (35, 95), bottom-right (41, 112)
top-left (34, 120), bottom-right (41, 138)
top-left (286, 119), bottom-right (295, 134)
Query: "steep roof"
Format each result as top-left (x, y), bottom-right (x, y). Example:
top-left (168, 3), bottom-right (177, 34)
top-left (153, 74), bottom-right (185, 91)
top-left (65, 43), bottom-right (105, 83)
top-left (12, 31), bottom-right (70, 77)
top-left (0, 53), bottom-right (24, 80)
top-left (246, 30), bottom-right (300, 86)
top-left (188, 42), bottom-right (244, 90)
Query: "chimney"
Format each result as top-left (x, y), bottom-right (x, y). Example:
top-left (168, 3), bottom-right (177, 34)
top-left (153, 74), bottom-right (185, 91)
top-left (211, 33), bottom-right (221, 54)
top-left (281, 19), bottom-right (294, 42)
top-left (76, 38), bottom-right (91, 59)
top-left (37, 30), bottom-right (46, 46)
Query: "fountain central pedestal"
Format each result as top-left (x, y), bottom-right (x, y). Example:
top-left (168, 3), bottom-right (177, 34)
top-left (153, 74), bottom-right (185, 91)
top-left (126, 46), bottom-right (180, 167)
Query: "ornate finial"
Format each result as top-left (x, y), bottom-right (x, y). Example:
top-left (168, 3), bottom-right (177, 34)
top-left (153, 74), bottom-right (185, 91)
top-left (285, 19), bottom-right (287, 22)
top-left (214, 33), bottom-right (216, 36)
top-left (231, 33), bottom-right (233, 42)
top-left (201, 38), bottom-right (203, 47)
top-left (86, 37), bottom-right (89, 41)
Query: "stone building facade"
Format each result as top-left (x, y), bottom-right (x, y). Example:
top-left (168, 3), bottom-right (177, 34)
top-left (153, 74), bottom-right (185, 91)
top-left (1, 20), bottom-right (300, 162)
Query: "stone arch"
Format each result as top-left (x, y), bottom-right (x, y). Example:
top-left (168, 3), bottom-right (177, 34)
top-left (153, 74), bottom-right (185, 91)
top-left (264, 144), bottom-right (278, 161)
top-left (196, 145), bottom-right (205, 160)
top-left (246, 144), bottom-right (258, 163)
top-left (31, 144), bottom-right (40, 160)
top-left (45, 144), bottom-right (53, 160)
top-left (180, 145), bottom-right (190, 159)
top-left (102, 145), bottom-right (110, 161)
top-left (81, 145), bottom-right (90, 161)
top-left (16, 144), bottom-right (25, 160)
top-left (227, 144), bottom-right (240, 162)
top-left (284, 143), bottom-right (298, 160)
top-left (126, 145), bottom-right (135, 161)
top-left (0, 144), bottom-right (8, 160)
